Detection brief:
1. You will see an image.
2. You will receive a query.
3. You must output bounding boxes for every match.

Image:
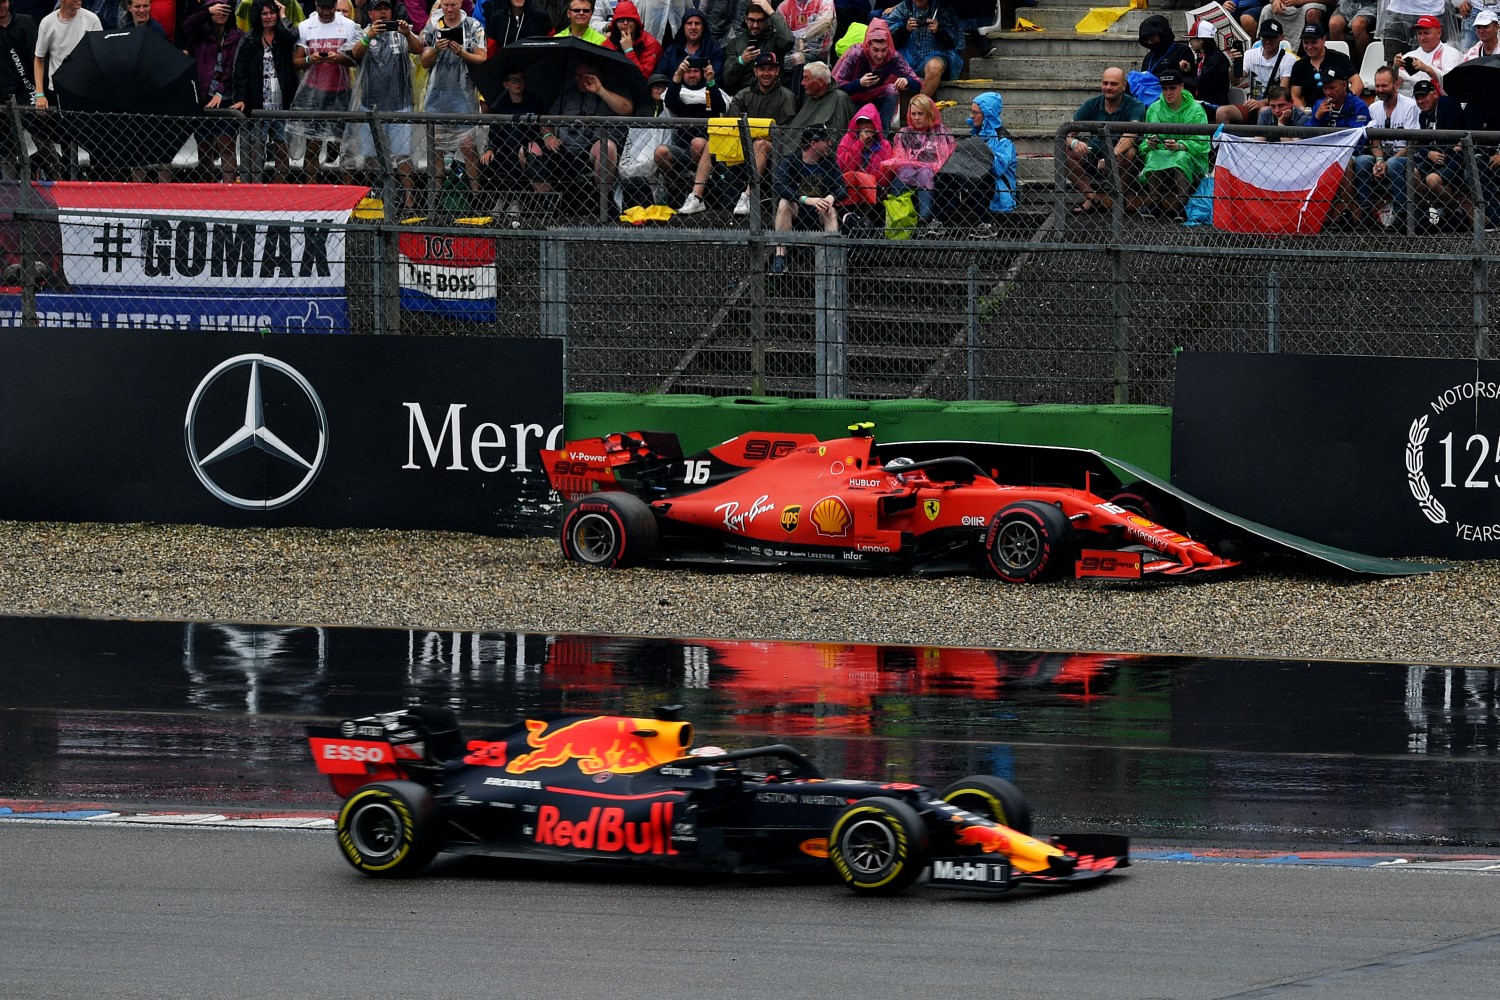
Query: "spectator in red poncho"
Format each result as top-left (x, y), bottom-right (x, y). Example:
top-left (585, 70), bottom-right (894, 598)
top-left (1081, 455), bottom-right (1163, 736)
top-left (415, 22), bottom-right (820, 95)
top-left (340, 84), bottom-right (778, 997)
top-left (604, 0), bottom-right (660, 77)
top-left (835, 103), bottom-right (891, 206)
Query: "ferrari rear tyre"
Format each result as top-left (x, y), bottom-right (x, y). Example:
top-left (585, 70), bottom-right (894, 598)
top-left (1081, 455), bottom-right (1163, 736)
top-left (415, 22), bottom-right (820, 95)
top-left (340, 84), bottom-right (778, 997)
top-left (829, 797), bottom-right (928, 896)
top-left (985, 501), bottom-right (1074, 583)
top-left (940, 775), bottom-right (1034, 835)
top-left (560, 493), bottom-right (658, 569)
top-left (336, 781), bottom-right (440, 878)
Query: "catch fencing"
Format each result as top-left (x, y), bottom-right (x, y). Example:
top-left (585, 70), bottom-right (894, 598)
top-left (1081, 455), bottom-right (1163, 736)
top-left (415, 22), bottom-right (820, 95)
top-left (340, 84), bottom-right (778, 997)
top-left (3, 106), bottom-right (1497, 405)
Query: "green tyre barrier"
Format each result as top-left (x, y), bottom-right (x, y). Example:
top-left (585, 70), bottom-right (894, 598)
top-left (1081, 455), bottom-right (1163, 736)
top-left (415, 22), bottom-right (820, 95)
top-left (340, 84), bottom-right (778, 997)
top-left (938, 400), bottom-right (1020, 442)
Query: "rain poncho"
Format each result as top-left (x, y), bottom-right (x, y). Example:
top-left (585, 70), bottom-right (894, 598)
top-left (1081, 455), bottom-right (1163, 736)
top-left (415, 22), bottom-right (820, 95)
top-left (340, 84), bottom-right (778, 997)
top-left (835, 103), bottom-right (892, 174)
top-left (882, 98), bottom-right (954, 189)
top-left (422, 11), bottom-right (486, 150)
top-left (969, 90), bottom-right (1015, 212)
top-left (288, 12), bottom-right (360, 141)
top-left (1139, 90), bottom-right (1210, 183)
top-left (832, 20), bottom-right (919, 107)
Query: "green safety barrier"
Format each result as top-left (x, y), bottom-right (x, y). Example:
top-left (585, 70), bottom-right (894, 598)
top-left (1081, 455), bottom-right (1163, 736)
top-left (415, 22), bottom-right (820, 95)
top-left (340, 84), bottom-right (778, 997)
top-left (564, 394), bottom-right (1174, 478)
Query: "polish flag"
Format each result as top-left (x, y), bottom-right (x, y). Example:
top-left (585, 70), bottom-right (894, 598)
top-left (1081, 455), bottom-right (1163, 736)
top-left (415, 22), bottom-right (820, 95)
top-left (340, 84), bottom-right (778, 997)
top-left (1212, 128), bottom-right (1366, 234)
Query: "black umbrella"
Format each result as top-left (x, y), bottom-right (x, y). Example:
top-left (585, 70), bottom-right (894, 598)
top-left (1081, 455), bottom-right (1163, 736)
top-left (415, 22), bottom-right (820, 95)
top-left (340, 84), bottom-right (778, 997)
top-left (470, 36), bottom-right (649, 115)
top-left (53, 28), bottom-right (201, 174)
top-left (1440, 55), bottom-right (1500, 114)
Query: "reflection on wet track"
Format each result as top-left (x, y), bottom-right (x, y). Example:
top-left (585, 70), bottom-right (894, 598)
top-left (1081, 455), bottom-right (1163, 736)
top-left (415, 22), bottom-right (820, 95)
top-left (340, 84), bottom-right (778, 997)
top-left (1, 615), bottom-right (1497, 846)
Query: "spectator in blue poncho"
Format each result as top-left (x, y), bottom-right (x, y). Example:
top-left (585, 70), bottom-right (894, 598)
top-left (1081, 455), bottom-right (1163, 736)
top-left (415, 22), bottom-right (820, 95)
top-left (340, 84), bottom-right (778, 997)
top-left (969, 90), bottom-right (1015, 212)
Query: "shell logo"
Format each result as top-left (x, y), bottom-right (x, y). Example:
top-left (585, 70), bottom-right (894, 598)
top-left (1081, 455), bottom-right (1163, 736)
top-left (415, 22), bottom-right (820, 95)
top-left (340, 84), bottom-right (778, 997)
top-left (1127, 515), bottom-right (1158, 529)
top-left (810, 496), bottom-right (852, 536)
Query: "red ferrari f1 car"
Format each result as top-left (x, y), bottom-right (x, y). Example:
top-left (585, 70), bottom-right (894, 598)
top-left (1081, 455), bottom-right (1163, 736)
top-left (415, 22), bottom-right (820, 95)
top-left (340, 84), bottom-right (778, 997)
top-left (309, 706), bottom-right (1130, 895)
top-left (541, 423), bottom-right (1236, 582)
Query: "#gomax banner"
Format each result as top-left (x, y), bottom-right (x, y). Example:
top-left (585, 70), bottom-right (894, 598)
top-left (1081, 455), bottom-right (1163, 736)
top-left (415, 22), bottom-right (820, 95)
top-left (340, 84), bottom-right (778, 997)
top-left (17, 183), bottom-right (369, 333)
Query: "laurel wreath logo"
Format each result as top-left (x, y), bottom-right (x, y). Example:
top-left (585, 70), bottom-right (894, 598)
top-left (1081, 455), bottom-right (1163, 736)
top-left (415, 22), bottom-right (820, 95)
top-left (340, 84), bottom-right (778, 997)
top-left (1406, 415), bottom-right (1447, 525)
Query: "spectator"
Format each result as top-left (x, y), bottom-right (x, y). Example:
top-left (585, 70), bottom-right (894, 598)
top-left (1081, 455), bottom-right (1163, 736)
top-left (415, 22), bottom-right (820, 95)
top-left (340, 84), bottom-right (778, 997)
top-left (230, 0), bottom-right (298, 182)
top-left (832, 19), bottom-right (917, 130)
top-left (881, 92), bottom-right (953, 224)
top-left (1457, 1), bottom-right (1500, 48)
top-left (1137, 13), bottom-right (1192, 79)
top-left (604, 0), bottom-right (662, 76)
top-left (779, 0), bottom-right (833, 78)
top-left (234, 0), bottom-right (306, 34)
top-left (1353, 65), bottom-right (1419, 227)
top-left (1410, 78), bottom-right (1470, 226)
top-left (661, 53), bottom-right (727, 213)
top-left (347, 0), bottom-right (422, 203)
top-left (290, 0), bottom-right (359, 181)
top-left (181, 1), bottom-right (243, 183)
top-left (660, 9), bottom-right (725, 77)
top-left (882, 0), bottom-right (961, 100)
top-left (1137, 67), bottom-right (1209, 219)
top-left (554, 0), bottom-right (604, 40)
top-left (700, 0), bottom-right (743, 41)
top-left (1289, 21), bottom-right (1359, 108)
top-left (0, 0), bottom-right (38, 114)
top-left (1254, 83), bottom-right (1313, 135)
top-left (1217, 16), bottom-right (1295, 124)
top-left (1378, 0), bottom-right (1452, 68)
top-left (1185, 18), bottom-right (1231, 110)
top-left (1224, 0), bottom-right (1268, 36)
top-left (769, 120), bottom-right (842, 273)
top-left (1064, 66), bottom-right (1146, 212)
top-left (484, 0), bottom-right (550, 51)
top-left (422, 0), bottom-right (487, 201)
top-left (480, 66), bottom-right (540, 211)
top-left (124, 0), bottom-right (166, 36)
top-left (831, 0), bottom-right (863, 49)
top-left (592, 0), bottom-right (675, 39)
top-left (33, 0), bottom-right (102, 110)
top-left (1327, 0), bottom-right (1374, 67)
top-left (1258, 0), bottom-right (1327, 46)
top-left (723, 0), bottom-right (792, 94)
top-left (784, 58), bottom-right (853, 153)
top-left (1398, 14), bottom-right (1462, 89)
top-left (527, 58), bottom-right (632, 200)
top-left (1463, 9), bottom-right (1499, 59)
top-left (724, 48), bottom-right (796, 215)
top-left (1310, 60), bottom-right (1369, 126)
top-left (835, 103), bottom-right (890, 207)
top-left (967, 91), bottom-right (1015, 214)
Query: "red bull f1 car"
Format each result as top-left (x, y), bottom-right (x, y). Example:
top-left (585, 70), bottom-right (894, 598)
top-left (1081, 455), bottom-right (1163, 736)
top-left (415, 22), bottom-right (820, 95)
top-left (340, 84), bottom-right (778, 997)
top-left (308, 706), bottom-right (1130, 896)
top-left (540, 423), bottom-right (1236, 582)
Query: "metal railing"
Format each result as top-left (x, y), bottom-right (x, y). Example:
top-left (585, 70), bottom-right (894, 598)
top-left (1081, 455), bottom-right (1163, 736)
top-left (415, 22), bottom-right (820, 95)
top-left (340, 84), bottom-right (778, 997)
top-left (2, 107), bottom-right (1495, 405)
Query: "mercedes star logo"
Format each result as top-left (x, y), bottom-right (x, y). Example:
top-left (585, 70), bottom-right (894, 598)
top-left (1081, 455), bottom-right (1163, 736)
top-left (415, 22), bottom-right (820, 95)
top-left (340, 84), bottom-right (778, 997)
top-left (184, 354), bottom-right (329, 510)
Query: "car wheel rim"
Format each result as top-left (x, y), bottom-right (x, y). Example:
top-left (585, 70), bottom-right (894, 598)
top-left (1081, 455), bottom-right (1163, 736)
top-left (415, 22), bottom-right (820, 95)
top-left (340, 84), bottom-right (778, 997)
top-left (350, 801), bottom-right (403, 860)
top-left (842, 818), bottom-right (897, 877)
top-left (996, 520), bottom-right (1041, 570)
top-left (571, 513), bottom-right (618, 564)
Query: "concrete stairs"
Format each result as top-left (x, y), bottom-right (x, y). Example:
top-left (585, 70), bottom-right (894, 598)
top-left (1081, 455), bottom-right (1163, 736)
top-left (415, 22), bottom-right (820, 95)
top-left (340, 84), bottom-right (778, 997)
top-left (930, 0), bottom-right (1196, 190)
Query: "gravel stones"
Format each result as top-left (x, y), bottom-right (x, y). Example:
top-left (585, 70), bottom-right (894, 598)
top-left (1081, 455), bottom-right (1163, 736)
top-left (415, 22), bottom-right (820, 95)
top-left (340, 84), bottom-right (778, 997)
top-left (1, 520), bottom-right (1494, 666)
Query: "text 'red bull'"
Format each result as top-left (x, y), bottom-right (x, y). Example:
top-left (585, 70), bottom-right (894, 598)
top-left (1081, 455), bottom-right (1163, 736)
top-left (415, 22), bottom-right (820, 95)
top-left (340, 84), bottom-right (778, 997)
top-left (534, 803), bottom-right (679, 855)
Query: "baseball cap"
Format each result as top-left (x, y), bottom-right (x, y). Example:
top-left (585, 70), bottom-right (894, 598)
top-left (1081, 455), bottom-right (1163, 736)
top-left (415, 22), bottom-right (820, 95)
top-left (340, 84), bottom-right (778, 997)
top-left (314, 0), bottom-right (336, 7)
top-left (1412, 79), bottom-right (1436, 97)
top-left (799, 122), bottom-right (830, 148)
top-left (753, 50), bottom-right (779, 66)
top-left (369, 0), bottom-right (391, 7)
top-left (1258, 17), bottom-right (1283, 37)
top-left (1156, 66), bottom-right (1184, 85)
top-left (1321, 62), bottom-right (1347, 82)
top-left (1193, 19), bottom-right (1216, 38)
top-left (1413, 14), bottom-right (1441, 28)
top-left (1476, 9), bottom-right (1499, 25)
top-left (1302, 20), bottom-right (1326, 37)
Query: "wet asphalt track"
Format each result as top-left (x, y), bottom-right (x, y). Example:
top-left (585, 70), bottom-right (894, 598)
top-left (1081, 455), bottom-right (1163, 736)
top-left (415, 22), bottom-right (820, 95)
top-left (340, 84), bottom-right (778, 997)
top-left (5, 614), bottom-right (1500, 998)
top-left (4, 820), bottom-right (1500, 1000)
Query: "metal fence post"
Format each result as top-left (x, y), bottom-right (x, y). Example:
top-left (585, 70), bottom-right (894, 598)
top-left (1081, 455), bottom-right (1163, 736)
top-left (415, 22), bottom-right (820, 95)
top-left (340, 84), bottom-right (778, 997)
top-left (814, 241), bottom-right (847, 398)
top-left (966, 265), bottom-right (979, 401)
top-left (540, 233), bottom-right (568, 345)
top-left (1267, 270), bottom-right (1279, 352)
top-left (9, 102), bottom-right (37, 326)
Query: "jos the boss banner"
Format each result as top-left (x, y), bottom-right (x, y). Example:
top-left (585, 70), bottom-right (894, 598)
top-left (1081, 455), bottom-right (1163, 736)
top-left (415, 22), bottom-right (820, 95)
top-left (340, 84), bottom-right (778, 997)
top-left (398, 229), bottom-right (498, 323)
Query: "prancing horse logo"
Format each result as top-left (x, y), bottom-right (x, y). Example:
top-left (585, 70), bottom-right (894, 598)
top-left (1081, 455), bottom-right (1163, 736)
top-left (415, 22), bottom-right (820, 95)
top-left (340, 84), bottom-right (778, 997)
top-left (184, 354), bottom-right (329, 510)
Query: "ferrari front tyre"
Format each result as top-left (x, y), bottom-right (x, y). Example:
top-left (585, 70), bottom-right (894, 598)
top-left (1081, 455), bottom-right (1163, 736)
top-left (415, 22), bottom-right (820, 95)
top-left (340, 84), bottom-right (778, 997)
top-left (1106, 482), bottom-right (1186, 532)
top-left (985, 501), bottom-right (1075, 583)
top-left (829, 796), bottom-right (928, 896)
top-left (560, 492), bottom-right (658, 569)
top-left (335, 781), bottom-right (440, 878)
top-left (939, 775), bottom-right (1034, 835)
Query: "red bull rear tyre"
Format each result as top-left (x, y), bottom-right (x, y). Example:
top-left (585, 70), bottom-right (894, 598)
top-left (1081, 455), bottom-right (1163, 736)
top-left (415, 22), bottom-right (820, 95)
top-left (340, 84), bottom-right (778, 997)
top-left (939, 775), bottom-right (1033, 836)
top-left (336, 780), bottom-right (441, 877)
top-left (560, 493), bottom-right (659, 569)
top-left (829, 796), bottom-right (928, 896)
